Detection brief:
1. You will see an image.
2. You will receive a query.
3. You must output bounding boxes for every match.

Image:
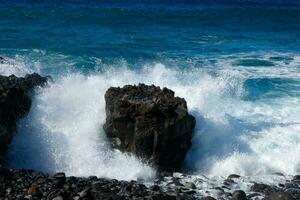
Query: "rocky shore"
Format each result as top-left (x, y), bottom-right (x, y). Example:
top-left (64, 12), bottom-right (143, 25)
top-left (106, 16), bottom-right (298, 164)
top-left (0, 72), bottom-right (299, 200)
top-left (0, 167), bottom-right (299, 200)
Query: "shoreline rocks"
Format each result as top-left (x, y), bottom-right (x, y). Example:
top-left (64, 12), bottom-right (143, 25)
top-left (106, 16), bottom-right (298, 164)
top-left (1, 168), bottom-right (299, 200)
top-left (103, 84), bottom-right (196, 172)
top-left (0, 168), bottom-right (198, 200)
top-left (0, 73), bottom-right (48, 160)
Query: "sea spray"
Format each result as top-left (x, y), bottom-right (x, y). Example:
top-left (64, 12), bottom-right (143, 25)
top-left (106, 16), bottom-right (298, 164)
top-left (2, 55), bottom-right (300, 180)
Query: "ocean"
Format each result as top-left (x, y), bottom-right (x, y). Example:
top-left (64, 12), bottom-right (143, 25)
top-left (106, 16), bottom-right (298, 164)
top-left (0, 0), bottom-right (299, 186)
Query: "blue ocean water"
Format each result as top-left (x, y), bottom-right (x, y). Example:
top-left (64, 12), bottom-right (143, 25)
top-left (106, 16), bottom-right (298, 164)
top-left (1, 1), bottom-right (300, 180)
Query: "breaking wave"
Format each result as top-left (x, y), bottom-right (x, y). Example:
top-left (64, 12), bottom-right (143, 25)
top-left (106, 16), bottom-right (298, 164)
top-left (1, 51), bottom-right (300, 180)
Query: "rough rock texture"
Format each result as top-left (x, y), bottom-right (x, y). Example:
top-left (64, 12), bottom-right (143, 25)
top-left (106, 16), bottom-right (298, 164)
top-left (1, 168), bottom-right (299, 200)
top-left (266, 192), bottom-right (295, 200)
top-left (0, 168), bottom-right (197, 200)
top-left (0, 56), bottom-right (4, 64)
top-left (103, 84), bottom-right (196, 172)
top-left (232, 190), bottom-right (247, 200)
top-left (0, 73), bottom-right (48, 160)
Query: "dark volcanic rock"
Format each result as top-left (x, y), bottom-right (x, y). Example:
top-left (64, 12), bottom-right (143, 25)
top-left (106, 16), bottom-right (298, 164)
top-left (292, 175), bottom-right (300, 182)
top-left (103, 84), bottom-right (196, 172)
top-left (232, 190), bottom-right (247, 200)
top-left (1, 167), bottom-right (300, 200)
top-left (227, 174), bottom-right (241, 180)
top-left (266, 192), bottom-right (295, 200)
top-left (201, 196), bottom-right (216, 200)
top-left (0, 73), bottom-right (48, 160)
top-left (251, 183), bottom-right (275, 195)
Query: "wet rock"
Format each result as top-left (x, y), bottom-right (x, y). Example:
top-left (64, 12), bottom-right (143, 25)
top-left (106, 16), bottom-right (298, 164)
top-left (0, 73), bottom-right (48, 160)
top-left (250, 183), bottom-right (274, 195)
top-left (0, 56), bottom-right (4, 64)
top-left (227, 174), bottom-right (241, 179)
top-left (27, 184), bottom-right (37, 195)
top-left (292, 175), bottom-right (300, 182)
top-left (165, 192), bottom-right (178, 199)
top-left (201, 196), bottom-right (216, 200)
top-left (223, 178), bottom-right (235, 186)
top-left (247, 193), bottom-right (263, 199)
top-left (284, 188), bottom-right (300, 199)
top-left (184, 182), bottom-right (196, 190)
top-left (52, 196), bottom-right (64, 200)
top-left (78, 188), bottom-right (89, 198)
top-left (232, 190), bottom-right (247, 200)
top-left (52, 172), bottom-right (66, 187)
top-left (266, 192), bottom-right (295, 200)
top-left (179, 193), bottom-right (196, 200)
top-left (284, 182), bottom-right (299, 189)
top-left (103, 84), bottom-right (196, 172)
top-left (151, 185), bottom-right (160, 191)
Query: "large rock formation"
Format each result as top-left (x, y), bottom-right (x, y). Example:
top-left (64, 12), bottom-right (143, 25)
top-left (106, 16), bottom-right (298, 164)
top-left (0, 73), bottom-right (48, 160)
top-left (103, 84), bottom-right (196, 172)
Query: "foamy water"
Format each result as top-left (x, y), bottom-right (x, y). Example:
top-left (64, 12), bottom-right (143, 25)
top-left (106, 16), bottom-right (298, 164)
top-left (1, 52), bottom-right (300, 182)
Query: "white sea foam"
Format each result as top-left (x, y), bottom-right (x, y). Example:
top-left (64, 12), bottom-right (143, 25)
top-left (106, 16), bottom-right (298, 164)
top-left (2, 53), bottom-right (300, 182)
top-left (0, 56), bottom-right (35, 76)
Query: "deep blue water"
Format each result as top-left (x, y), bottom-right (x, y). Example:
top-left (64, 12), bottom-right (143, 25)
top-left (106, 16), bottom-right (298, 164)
top-left (1, 1), bottom-right (300, 179)
top-left (1, 1), bottom-right (300, 61)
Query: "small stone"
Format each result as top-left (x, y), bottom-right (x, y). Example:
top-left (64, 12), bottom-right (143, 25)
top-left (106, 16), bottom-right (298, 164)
top-left (292, 175), bottom-right (300, 181)
top-left (52, 172), bottom-right (66, 187)
top-left (247, 193), bottom-right (263, 198)
top-left (266, 192), bottom-right (295, 200)
top-left (179, 193), bottom-right (195, 200)
top-left (284, 188), bottom-right (300, 197)
top-left (223, 178), bottom-right (235, 186)
top-left (0, 56), bottom-right (4, 64)
top-left (284, 182), bottom-right (298, 189)
top-left (53, 172), bottom-right (66, 180)
top-left (151, 185), bottom-right (160, 191)
top-left (251, 183), bottom-right (274, 195)
top-left (172, 177), bottom-right (184, 186)
top-left (88, 176), bottom-right (98, 181)
top-left (165, 192), bottom-right (178, 200)
top-left (79, 188), bottom-right (89, 198)
top-left (201, 196), bottom-right (216, 200)
top-left (52, 196), bottom-right (64, 200)
top-left (184, 182), bottom-right (196, 189)
top-left (184, 190), bottom-right (196, 195)
top-left (27, 184), bottom-right (37, 195)
top-left (232, 190), bottom-right (247, 200)
top-left (6, 188), bottom-right (12, 194)
top-left (227, 174), bottom-right (241, 179)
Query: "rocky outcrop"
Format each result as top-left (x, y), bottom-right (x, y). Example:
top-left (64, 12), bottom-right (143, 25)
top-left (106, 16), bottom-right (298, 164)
top-left (0, 73), bottom-right (48, 160)
top-left (103, 84), bottom-right (196, 172)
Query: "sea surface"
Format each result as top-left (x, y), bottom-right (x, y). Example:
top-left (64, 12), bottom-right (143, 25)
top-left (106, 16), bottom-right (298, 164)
top-left (1, 0), bottom-right (300, 184)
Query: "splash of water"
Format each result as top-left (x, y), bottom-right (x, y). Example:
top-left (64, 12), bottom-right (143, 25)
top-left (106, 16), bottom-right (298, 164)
top-left (2, 53), bottom-right (300, 180)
